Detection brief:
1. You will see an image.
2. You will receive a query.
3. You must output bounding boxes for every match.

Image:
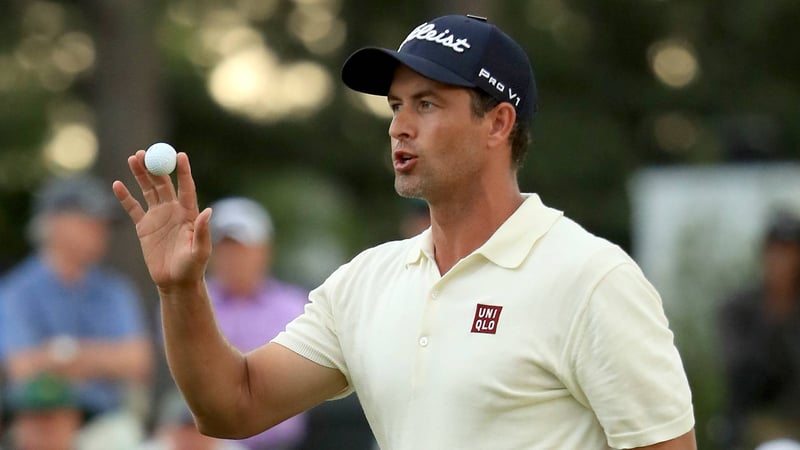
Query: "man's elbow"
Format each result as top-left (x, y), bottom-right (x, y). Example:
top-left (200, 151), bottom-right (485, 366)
top-left (194, 413), bottom-right (277, 440)
top-left (192, 395), bottom-right (288, 440)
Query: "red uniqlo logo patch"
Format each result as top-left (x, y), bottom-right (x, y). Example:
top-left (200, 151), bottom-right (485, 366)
top-left (471, 303), bottom-right (503, 334)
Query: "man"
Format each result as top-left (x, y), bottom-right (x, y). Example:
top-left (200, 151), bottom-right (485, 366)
top-left (0, 175), bottom-right (152, 427)
top-left (718, 209), bottom-right (800, 448)
top-left (5, 372), bottom-right (82, 450)
top-left (206, 197), bottom-right (308, 450)
top-left (113, 14), bottom-right (696, 449)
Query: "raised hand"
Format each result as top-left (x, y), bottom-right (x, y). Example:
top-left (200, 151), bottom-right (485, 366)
top-left (112, 150), bottom-right (212, 291)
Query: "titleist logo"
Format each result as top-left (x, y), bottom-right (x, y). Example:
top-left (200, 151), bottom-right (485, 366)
top-left (398, 23), bottom-right (472, 53)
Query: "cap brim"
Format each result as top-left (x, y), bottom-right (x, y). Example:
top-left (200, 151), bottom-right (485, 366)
top-left (341, 47), bottom-right (475, 96)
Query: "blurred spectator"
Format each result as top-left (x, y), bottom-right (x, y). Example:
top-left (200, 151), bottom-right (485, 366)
top-left (718, 208), bottom-right (800, 448)
top-left (0, 279), bottom-right (6, 443)
top-left (137, 388), bottom-right (246, 450)
top-left (296, 394), bottom-right (376, 450)
top-left (206, 197), bottom-right (308, 450)
top-left (5, 372), bottom-right (82, 450)
top-left (0, 175), bottom-right (153, 446)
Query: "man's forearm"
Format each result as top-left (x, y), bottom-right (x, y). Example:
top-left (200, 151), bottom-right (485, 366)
top-left (159, 280), bottom-right (251, 432)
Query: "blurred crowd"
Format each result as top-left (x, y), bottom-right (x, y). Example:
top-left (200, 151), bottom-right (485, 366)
top-left (717, 208), bottom-right (800, 449)
top-left (3, 172), bottom-right (800, 450)
top-left (0, 174), bottom-right (384, 450)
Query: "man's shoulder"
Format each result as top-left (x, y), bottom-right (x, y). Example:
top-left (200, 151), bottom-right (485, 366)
top-left (544, 215), bottom-right (631, 266)
top-left (318, 237), bottom-right (419, 288)
top-left (1, 255), bottom-right (45, 283)
top-left (0, 256), bottom-right (52, 299)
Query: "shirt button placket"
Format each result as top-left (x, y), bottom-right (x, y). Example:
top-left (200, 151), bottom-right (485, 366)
top-left (419, 286), bottom-right (439, 349)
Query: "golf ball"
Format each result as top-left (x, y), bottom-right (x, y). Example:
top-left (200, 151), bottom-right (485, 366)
top-left (145, 142), bottom-right (177, 176)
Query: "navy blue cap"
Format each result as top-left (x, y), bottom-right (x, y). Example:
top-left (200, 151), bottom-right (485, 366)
top-left (342, 15), bottom-right (537, 123)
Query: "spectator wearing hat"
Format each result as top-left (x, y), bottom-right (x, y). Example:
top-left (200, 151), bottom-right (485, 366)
top-left (0, 175), bottom-right (153, 436)
top-left (205, 197), bottom-right (308, 450)
top-left (5, 372), bottom-right (81, 450)
top-left (717, 208), bottom-right (800, 448)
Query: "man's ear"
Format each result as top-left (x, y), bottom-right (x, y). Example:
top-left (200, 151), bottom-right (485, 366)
top-left (487, 102), bottom-right (516, 148)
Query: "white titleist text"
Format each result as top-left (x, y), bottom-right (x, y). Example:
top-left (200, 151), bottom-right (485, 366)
top-left (478, 68), bottom-right (521, 106)
top-left (399, 23), bottom-right (471, 53)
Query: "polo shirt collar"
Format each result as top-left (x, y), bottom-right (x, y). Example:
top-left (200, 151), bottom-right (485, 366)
top-left (404, 229), bottom-right (433, 266)
top-left (404, 194), bottom-right (563, 269)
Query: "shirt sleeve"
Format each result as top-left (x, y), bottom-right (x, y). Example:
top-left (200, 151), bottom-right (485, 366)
top-left (272, 262), bottom-right (354, 399)
top-left (564, 262), bottom-right (695, 449)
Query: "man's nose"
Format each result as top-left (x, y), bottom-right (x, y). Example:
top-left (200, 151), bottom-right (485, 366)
top-left (389, 107), bottom-right (415, 141)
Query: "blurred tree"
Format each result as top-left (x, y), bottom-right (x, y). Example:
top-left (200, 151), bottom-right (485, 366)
top-left (83, 0), bottom-right (166, 300)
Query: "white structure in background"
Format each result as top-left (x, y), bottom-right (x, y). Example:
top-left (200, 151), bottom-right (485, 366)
top-left (629, 163), bottom-right (800, 329)
top-left (755, 439), bottom-right (800, 450)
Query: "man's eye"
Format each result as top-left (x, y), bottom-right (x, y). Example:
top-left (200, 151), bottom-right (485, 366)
top-left (420, 101), bottom-right (434, 110)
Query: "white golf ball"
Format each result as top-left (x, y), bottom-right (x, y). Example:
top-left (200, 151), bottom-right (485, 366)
top-left (145, 142), bottom-right (177, 176)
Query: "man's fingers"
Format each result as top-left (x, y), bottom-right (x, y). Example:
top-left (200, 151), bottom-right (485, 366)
top-left (112, 180), bottom-right (145, 224)
top-left (153, 172), bottom-right (177, 203)
top-left (129, 151), bottom-right (160, 207)
top-left (176, 152), bottom-right (198, 213)
top-left (192, 207), bottom-right (213, 260)
top-left (129, 149), bottom-right (177, 205)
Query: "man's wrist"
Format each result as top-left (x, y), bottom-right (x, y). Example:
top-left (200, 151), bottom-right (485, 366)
top-left (157, 278), bottom-right (209, 302)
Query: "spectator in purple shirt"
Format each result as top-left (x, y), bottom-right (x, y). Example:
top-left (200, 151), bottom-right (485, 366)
top-left (206, 197), bottom-right (308, 450)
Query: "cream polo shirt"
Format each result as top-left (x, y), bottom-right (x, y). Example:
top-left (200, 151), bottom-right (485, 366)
top-left (273, 194), bottom-right (694, 450)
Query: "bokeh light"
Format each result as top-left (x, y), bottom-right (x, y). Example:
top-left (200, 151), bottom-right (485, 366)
top-left (288, 4), bottom-right (347, 55)
top-left (21, 1), bottom-right (65, 39)
top-left (176, 5), bottom-right (338, 122)
top-left (51, 32), bottom-right (95, 75)
top-left (653, 112), bottom-right (698, 154)
top-left (12, 2), bottom-right (96, 92)
top-left (208, 46), bottom-right (333, 122)
top-left (350, 92), bottom-right (393, 119)
top-left (43, 123), bottom-right (98, 173)
top-left (527, 0), bottom-right (591, 51)
top-left (648, 39), bottom-right (700, 88)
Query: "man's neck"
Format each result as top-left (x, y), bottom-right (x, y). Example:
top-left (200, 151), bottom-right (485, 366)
top-left (43, 248), bottom-right (89, 284)
top-left (429, 189), bottom-right (524, 275)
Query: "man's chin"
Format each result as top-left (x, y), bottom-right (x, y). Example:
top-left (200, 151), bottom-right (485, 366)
top-left (394, 182), bottom-right (423, 200)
